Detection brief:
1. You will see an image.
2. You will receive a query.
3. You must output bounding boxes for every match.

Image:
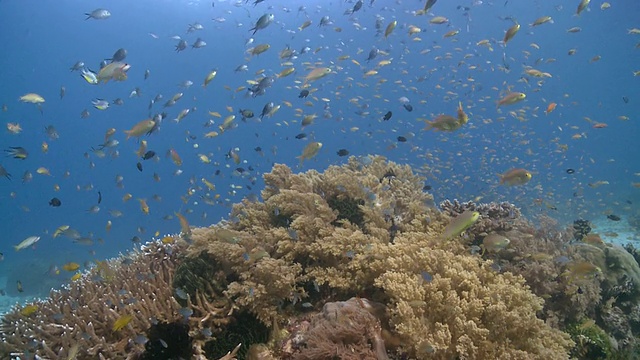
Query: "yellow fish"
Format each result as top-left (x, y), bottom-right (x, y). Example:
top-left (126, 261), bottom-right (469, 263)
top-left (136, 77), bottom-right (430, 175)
top-left (20, 304), bottom-right (38, 316)
top-left (19, 93), bottom-right (45, 104)
top-left (297, 142), bottom-right (322, 165)
top-left (62, 262), bottom-right (80, 271)
top-left (304, 67), bottom-right (332, 83)
top-left (496, 92), bottom-right (526, 108)
top-left (124, 119), bottom-right (155, 139)
top-left (175, 212), bottom-right (192, 236)
top-left (384, 20), bottom-right (397, 38)
top-left (442, 211), bottom-right (480, 240)
top-left (138, 198), bottom-right (150, 215)
top-left (112, 314), bottom-right (133, 332)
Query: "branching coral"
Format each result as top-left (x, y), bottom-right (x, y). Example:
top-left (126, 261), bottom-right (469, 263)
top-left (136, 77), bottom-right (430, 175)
top-left (0, 241), bottom-right (186, 359)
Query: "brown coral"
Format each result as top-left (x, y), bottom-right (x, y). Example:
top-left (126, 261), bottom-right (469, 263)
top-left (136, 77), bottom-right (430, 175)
top-left (0, 241), bottom-right (186, 359)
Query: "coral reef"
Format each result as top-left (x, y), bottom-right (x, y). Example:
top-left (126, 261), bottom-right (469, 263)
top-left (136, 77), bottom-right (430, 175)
top-left (286, 298), bottom-right (389, 360)
top-left (0, 241), bottom-right (186, 359)
top-left (14, 155), bottom-right (640, 359)
top-left (182, 156), bottom-right (573, 358)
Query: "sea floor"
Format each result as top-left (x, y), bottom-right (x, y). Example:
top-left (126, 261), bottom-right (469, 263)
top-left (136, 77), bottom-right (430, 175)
top-left (591, 217), bottom-right (640, 247)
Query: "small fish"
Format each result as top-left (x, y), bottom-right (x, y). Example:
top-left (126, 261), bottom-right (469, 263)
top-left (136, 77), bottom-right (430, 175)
top-left (499, 168), bottom-right (532, 186)
top-left (142, 151), bottom-right (156, 160)
top-left (250, 13), bottom-right (275, 35)
top-left (85, 8), bottom-right (111, 20)
top-left (441, 211), bottom-right (480, 240)
top-left (80, 68), bottom-right (98, 84)
top-left (503, 23), bottom-right (521, 44)
top-left (384, 20), bottom-right (397, 38)
top-left (383, 111), bottom-right (392, 121)
top-left (49, 197), bottom-right (62, 207)
top-left (607, 214), bottom-right (621, 221)
top-left (576, 0), bottom-right (590, 15)
top-left (14, 236), bottom-right (41, 251)
top-left (92, 98), bottom-right (109, 110)
top-left (304, 67), bottom-right (331, 83)
top-left (112, 314), bottom-right (133, 332)
top-left (5, 147), bottom-right (28, 160)
top-left (481, 233), bottom-right (511, 254)
top-left (496, 92), bottom-right (526, 108)
top-left (20, 304), bottom-right (38, 316)
top-left (19, 93), bottom-right (45, 104)
top-left (337, 149), bottom-right (349, 156)
top-left (297, 142), bottom-right (322, 164)
top-left (62, 262), bottom-right (80, 271)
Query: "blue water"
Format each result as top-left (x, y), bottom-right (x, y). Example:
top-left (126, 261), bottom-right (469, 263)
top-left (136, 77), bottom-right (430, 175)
top-left (0, 0), bottom-right (638, 304)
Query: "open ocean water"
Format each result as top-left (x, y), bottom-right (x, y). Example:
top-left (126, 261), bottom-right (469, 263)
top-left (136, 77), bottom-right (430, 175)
top-left (0, 0), bottom-right (638, 318)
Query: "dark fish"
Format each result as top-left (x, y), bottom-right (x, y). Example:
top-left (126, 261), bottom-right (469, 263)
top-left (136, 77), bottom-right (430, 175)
top-left (142, 150), bottom-right (156, 160)
top-left (254, 147), bottom-right (262, 152)
top-left (607, 214), bottom-right (621, 221)
top-left (98, 191), bottom-right (102, 204)
top-left (383, 111), bottom-right (392, 121)
top-left (298, 89), bottom-right (310, 98)
top-left (175, 40), bottom-right (188, 52)
top-left (49, 197), bottom-right (62, 207)
top-left (136, 162), bottom-right (143, 172)
top-left (295, 133), bottom-right (307, 139)
top-left (260, 102), bottom-right (274, 119)
top-left (131, 236), bottom-right (141, 243)
top-left (566, 168), bottom-right (575, 174)
top-left (423, 185), bottom-right (432, 191)
top-left (336, 149), bottom-right (349, 156)
top-left (424, 0), bottom-right (437, 12)
top-left (403, 103), bottom-right (413, 112)
top-left (397, 136), bottom-right (407, 142)
top-left (366, 47), bottom-right (379, 62)
top-left (236, 167), bottom-right (245, 173)
top-left (623, 96), bottom-right (629, 104)
top-left (106, 48), bottom-right (127, 62)
top-left (239, 109), bottom-right (254, 120)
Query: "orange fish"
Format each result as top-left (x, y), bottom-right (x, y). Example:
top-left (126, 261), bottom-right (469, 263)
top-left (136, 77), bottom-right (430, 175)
top-left (592, 123), bottom-right (608, 129)
top-left (169, 148), bottom-right (182, 166)
top-left (545, 102), bottom-right (557, 115)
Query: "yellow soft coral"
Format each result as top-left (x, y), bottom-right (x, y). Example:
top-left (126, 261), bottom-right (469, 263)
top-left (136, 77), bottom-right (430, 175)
top-left (375, 232), bottom-right (573, 359)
